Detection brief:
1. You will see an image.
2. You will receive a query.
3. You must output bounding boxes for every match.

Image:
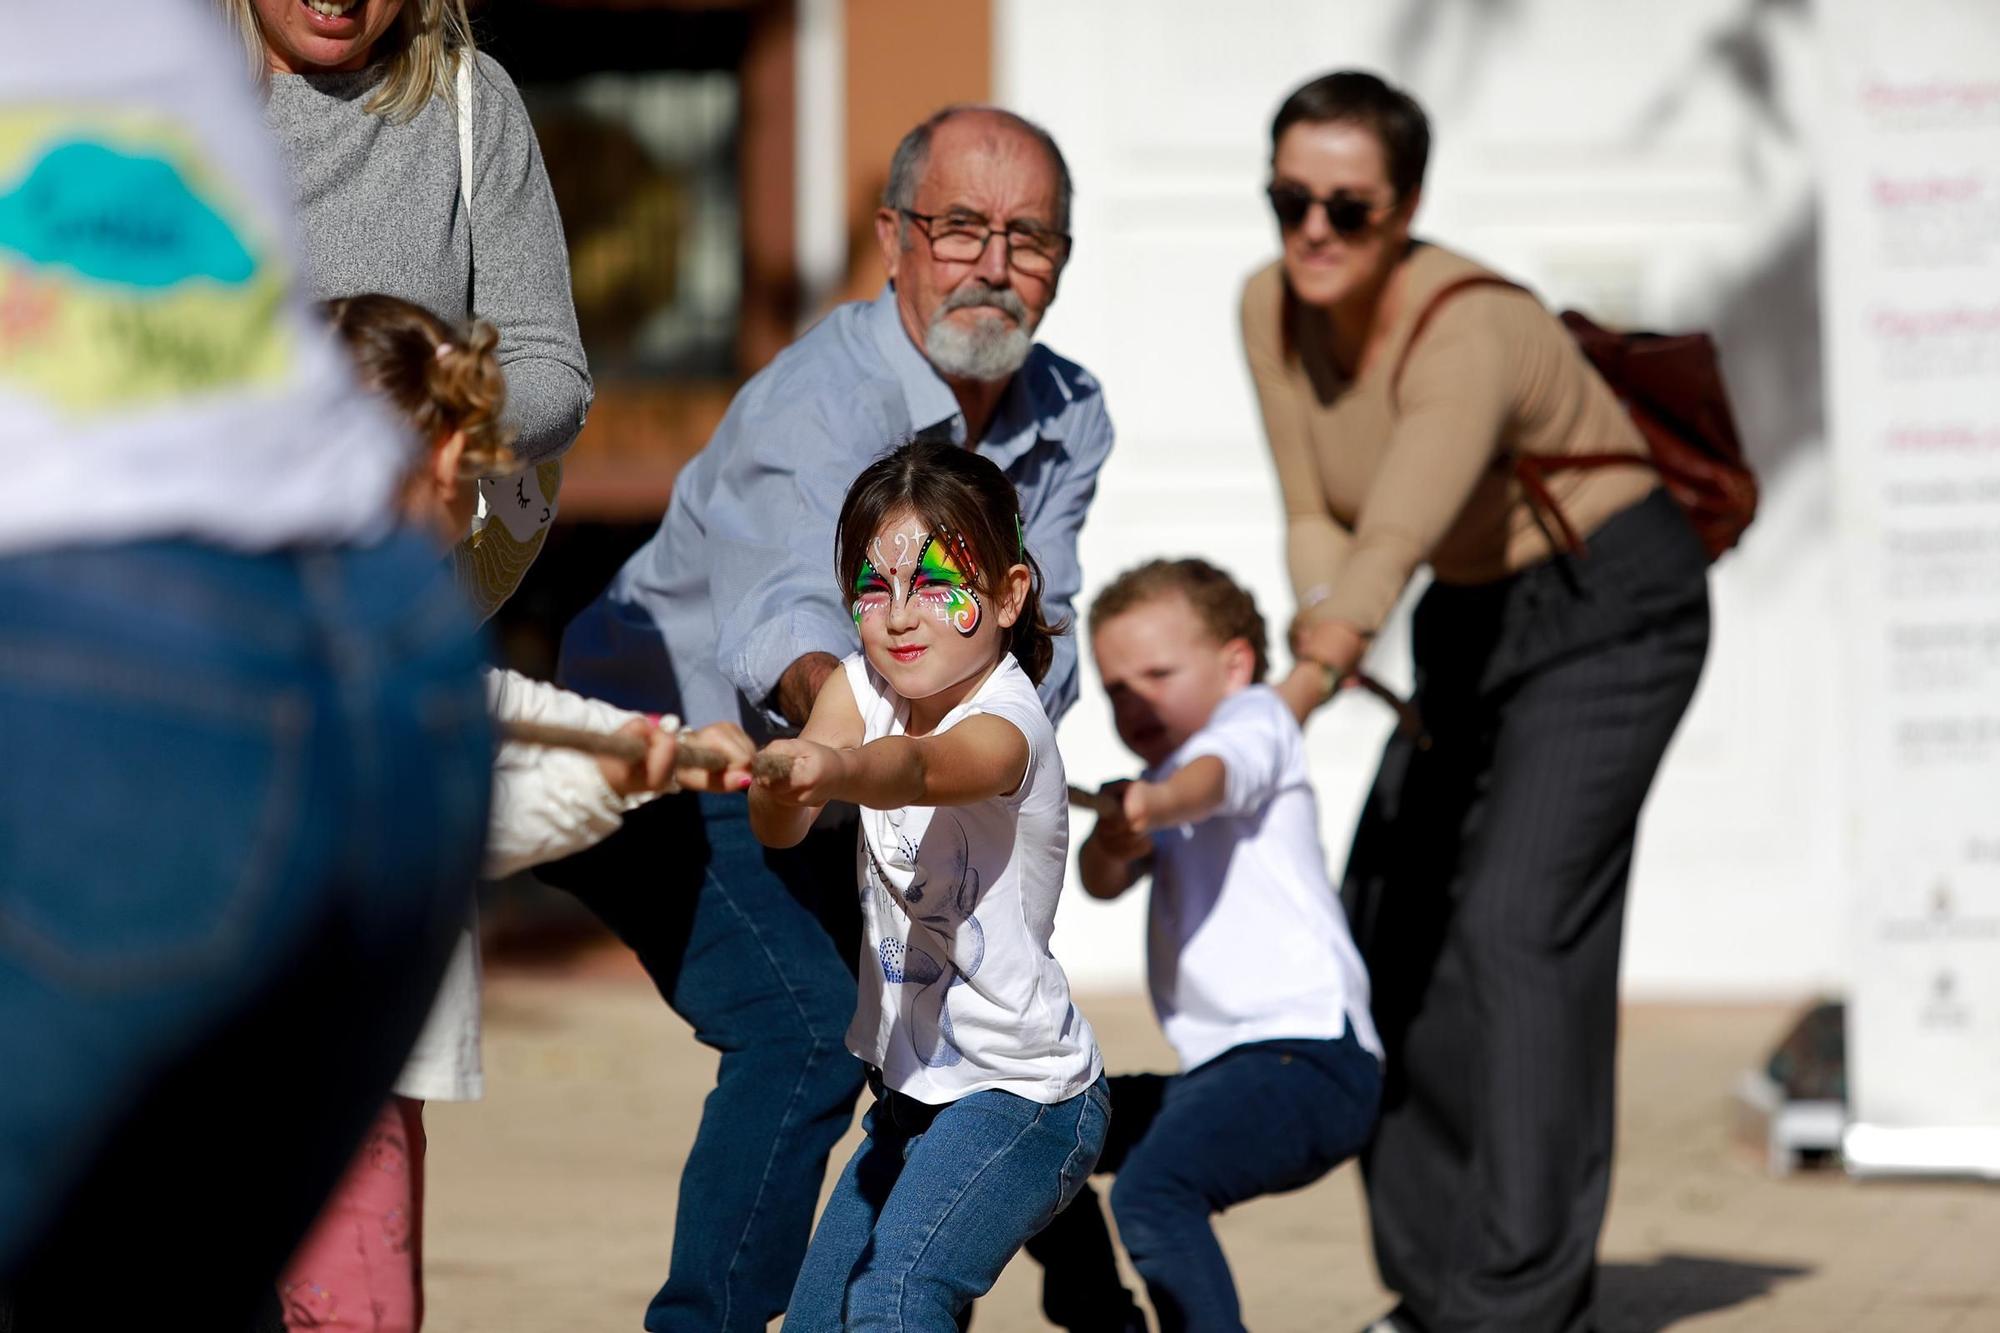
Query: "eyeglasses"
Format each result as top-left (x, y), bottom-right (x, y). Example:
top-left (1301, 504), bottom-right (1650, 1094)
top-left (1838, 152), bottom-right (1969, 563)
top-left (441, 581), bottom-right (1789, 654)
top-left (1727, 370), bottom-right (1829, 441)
top-left (899, 209), bottom-right (1070, 278)
top-left (1264, 183), bottom-right (1390, 237)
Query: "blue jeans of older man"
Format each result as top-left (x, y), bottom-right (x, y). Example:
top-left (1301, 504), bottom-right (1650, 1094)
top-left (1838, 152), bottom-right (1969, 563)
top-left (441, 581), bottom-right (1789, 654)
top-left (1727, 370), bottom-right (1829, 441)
top-left (785, 1073), bottom-right (1111, 1332)
top-left (0, 536), bottom-right (489, 1329)
top-left (546, 791), bottom-right (869, 1332)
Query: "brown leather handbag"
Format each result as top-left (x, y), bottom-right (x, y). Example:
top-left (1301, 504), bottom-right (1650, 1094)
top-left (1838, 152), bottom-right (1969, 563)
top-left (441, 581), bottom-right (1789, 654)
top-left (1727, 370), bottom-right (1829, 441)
top-left (1394, 275), bottom-right (1758, 562)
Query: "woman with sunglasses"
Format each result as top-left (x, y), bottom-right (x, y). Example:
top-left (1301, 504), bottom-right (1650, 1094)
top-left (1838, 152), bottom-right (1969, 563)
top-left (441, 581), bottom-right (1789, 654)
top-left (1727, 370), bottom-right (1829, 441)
top-left (1242, 71), bottom-right (1711, 1333)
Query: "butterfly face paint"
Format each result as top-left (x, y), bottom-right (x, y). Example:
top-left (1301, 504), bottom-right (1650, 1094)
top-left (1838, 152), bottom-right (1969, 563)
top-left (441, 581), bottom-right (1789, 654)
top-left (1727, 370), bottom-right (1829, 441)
top-left (852, 559), bottom-right (894, 622)
top-left (850, 520), bottom-right (984, 638)
top-left (913, 531), bottom-right (982, 636)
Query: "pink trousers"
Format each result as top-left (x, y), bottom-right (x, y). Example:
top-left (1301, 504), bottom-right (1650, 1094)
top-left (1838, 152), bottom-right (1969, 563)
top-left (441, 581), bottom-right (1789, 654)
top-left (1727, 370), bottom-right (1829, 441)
top-left (280, 1096), bottom-right (426, 1332)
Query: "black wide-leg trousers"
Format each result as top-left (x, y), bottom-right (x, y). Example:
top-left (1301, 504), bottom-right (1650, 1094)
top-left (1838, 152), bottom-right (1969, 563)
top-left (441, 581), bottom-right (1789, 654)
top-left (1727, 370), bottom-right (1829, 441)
top-left (1344, 489), bottom-right (1711, 1333)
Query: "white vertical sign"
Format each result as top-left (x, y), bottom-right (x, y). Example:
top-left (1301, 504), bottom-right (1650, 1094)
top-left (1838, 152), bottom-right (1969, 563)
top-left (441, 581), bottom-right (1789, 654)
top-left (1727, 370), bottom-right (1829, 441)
top-left (1820, 0), bottom-right (2000, 1175)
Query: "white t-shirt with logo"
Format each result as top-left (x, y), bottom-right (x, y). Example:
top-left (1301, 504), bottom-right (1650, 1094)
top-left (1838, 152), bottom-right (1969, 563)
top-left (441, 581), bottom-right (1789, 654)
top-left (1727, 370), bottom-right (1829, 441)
top-left (2, 0), bottom-right (407, 556)
top-left (1144, 684), bottom-right (1384, 1072)
top-left (844, 652), bottom-right (1102, 1106)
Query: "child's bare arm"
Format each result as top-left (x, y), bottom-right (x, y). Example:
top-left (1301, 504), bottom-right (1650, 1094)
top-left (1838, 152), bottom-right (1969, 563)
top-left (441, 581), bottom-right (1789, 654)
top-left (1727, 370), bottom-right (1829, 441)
top-left (749, 670), bottom-right (863, 848)
top-left (1275, 661), bottom-right (1337, 726)
top-left (758, 713), bottom-right (1030, 814)
top-left (1122, 756), bottom-right (1228, 835)
top-left (1079, 782), bottom-right (1152, 899)
top-left (1079, 757), bottom-right (1228, 898)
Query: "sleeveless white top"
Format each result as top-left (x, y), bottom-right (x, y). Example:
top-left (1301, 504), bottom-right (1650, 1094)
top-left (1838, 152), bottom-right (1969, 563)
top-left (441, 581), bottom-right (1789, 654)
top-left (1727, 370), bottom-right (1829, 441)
top-left (843, 653), bottom-right (1101, 1105)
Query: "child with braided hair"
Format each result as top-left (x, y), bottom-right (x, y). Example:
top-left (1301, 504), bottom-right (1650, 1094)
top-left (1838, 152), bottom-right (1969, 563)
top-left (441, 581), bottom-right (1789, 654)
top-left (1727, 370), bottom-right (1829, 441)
top-left (278, 294), bottom-right (755, 1333)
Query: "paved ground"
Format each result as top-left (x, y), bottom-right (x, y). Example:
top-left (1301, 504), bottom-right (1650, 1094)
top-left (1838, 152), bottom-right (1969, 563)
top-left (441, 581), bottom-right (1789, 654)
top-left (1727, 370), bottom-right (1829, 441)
top-left (423, 955), bottom-right (2000, 1332)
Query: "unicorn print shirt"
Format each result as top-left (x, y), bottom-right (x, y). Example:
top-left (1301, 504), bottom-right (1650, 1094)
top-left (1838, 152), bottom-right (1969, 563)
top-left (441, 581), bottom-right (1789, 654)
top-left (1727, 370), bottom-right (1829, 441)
top-left (843, 652), bottom-right (1102, 1106)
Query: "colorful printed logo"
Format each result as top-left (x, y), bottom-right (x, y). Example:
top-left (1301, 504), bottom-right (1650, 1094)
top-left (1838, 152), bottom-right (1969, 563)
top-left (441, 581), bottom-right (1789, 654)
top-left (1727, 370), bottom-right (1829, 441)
top-left (0, 140), bottom-right (257, 288)
top-left (0, 112), bottom-right (293, 417)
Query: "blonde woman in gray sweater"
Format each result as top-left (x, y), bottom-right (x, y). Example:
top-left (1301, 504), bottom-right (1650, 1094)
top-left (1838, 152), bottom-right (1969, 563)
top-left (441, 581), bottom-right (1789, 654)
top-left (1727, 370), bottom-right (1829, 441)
top-left (219, 0), bottom-right (591, 613)
top-left (211, 4), bottom-right (590, 1328)
top-left (218, 0), bottom-right (591, 1072)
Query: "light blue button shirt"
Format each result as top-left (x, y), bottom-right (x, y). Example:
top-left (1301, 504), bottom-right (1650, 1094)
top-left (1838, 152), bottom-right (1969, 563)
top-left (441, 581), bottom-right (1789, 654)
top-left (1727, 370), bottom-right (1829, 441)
top-left (559, 284), bottom-right (1115, 735)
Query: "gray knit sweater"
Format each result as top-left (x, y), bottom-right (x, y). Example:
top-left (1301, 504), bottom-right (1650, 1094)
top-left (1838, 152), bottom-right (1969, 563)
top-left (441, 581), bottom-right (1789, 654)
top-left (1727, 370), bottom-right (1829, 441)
top-left (264, 53), bottom-right (590, 464)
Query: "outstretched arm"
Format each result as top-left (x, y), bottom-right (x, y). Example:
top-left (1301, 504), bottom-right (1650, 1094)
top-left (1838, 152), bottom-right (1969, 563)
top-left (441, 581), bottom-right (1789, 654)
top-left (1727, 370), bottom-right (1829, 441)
top-left (1275, 660), bottom-right (1342, 725)
top-left (1022, 389), bottom-right (1114, 723)
top-left (748, 668), bottom-right (863, 848)
top-left (757, 713), bottom-right (1031, 816)
top-left (1121, 756), bottom-right (1228, 834)
top-left (1078, 757), bottom-right (1229, 899)
top-left (1078, 780), bottom-right (1152, 900)
top-left (467, 56), bottom-right (591, 463)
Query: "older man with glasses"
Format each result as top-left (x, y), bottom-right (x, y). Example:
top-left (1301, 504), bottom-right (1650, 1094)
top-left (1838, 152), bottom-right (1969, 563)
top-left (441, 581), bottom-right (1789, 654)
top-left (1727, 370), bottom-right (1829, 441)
top-left (550, 104), bottom-right (1114, 1333)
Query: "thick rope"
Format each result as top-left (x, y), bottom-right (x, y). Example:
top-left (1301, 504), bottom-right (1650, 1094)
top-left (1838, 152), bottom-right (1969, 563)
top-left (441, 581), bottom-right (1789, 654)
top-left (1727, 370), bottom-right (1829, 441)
top-left (498, 719), bottom-right (794, 781)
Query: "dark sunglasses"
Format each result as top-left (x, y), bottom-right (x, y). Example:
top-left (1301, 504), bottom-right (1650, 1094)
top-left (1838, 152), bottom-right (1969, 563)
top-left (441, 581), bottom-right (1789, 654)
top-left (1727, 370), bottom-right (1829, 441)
top-left (1265, 183), bottom-right (1384, 236)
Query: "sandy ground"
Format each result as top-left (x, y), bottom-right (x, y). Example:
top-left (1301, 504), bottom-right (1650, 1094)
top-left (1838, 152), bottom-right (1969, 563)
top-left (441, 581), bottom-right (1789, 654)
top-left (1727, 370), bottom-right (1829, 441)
top-left (422, 957), bottom-right (2000, 1332)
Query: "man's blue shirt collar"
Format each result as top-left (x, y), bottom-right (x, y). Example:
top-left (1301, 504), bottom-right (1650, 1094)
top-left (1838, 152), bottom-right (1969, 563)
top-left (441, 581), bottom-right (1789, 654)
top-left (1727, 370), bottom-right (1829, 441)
top-left (866, 282), bottom-right (1073, 465)
top-left (867, 284), bottom-right (963, 442)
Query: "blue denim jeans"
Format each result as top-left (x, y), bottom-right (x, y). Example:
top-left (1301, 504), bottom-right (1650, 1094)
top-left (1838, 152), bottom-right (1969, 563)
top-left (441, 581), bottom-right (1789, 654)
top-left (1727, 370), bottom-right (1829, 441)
top-left (0, 537), bottom-right (489, 1327)
top-left (543, 792), bottom-right (868, 1332)
top-left (1028, 1033), bottom-right (1382, 1333)
top-left (785, 1072), bottom-right (1111, 1332)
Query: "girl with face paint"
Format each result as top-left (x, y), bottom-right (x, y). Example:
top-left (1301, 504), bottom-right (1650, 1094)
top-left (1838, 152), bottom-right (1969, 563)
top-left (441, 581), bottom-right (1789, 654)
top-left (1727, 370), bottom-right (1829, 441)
top-left (847, 516), bottom-right (999, 711)
top-left (748, 441), bottom-right (1107, 1331)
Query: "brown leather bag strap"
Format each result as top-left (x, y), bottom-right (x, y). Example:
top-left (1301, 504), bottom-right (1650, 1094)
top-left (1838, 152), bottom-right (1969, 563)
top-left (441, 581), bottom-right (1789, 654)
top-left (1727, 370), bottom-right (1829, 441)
top-left (1390, 274), bottom-right (1663, 557)
top-left (1388, 274), bottom-right (1528, 408)
top-left (1532, 452), bottom-right (1660, 471)
top-left (1522, 449), bottom-right (1664, 558)
top-left (1513, 454), bottom-right (1584, 554)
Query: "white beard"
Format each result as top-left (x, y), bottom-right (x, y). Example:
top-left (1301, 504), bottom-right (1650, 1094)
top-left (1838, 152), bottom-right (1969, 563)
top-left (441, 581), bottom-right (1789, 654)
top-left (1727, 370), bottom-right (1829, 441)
top-left (925, 309), bottom-right (1033, 381)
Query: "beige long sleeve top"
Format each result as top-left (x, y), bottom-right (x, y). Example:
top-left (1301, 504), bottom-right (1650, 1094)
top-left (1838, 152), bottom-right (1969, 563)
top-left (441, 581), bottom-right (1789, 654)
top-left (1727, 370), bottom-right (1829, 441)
top-left (1241, 243), bottom-right (1656, 635)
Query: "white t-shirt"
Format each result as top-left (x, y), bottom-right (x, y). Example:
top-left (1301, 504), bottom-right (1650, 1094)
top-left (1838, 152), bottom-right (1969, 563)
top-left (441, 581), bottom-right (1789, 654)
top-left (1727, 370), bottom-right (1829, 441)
top-left (845, 653), bottom-right (1102, 1105)
top-left (1, 0), bottom-right (408, 556)
top-left (1144, 685), bottom-right (1383, 1072)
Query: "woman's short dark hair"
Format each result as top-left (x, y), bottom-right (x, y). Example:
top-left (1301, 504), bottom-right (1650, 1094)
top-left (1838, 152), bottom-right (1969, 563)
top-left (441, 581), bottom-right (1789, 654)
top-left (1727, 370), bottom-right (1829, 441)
top-left (835, 440), bottom-right (1064, 684)
top-left (1270, 70), bottom-right (1431, 202)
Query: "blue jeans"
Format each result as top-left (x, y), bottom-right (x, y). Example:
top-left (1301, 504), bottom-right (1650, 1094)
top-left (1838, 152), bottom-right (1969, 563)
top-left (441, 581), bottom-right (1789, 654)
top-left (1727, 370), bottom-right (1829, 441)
top-left (543, 792), bottom-right (868, 1332)
top-left (786, 1072), bottom-right (1111, 1332)
top-left (0, 536), bottom-right (490, 1327)
top-left (1029, 1033), bottom-right (1382, 1333)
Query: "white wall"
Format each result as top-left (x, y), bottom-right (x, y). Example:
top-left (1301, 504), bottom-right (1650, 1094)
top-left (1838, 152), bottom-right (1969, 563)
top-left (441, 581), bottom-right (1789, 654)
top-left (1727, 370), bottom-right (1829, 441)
top-left (995, 0), bottom-right (1843, 998)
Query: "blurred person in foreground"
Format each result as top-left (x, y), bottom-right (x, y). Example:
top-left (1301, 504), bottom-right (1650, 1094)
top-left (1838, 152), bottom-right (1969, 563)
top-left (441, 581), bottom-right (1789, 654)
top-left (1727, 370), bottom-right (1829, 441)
top-left (0, 1), bottom-right (490, 1325)
top-left (1241, 71), bottom-right (1710, 1333)
top-left (553, 105), bottom-right (1114, 1332)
